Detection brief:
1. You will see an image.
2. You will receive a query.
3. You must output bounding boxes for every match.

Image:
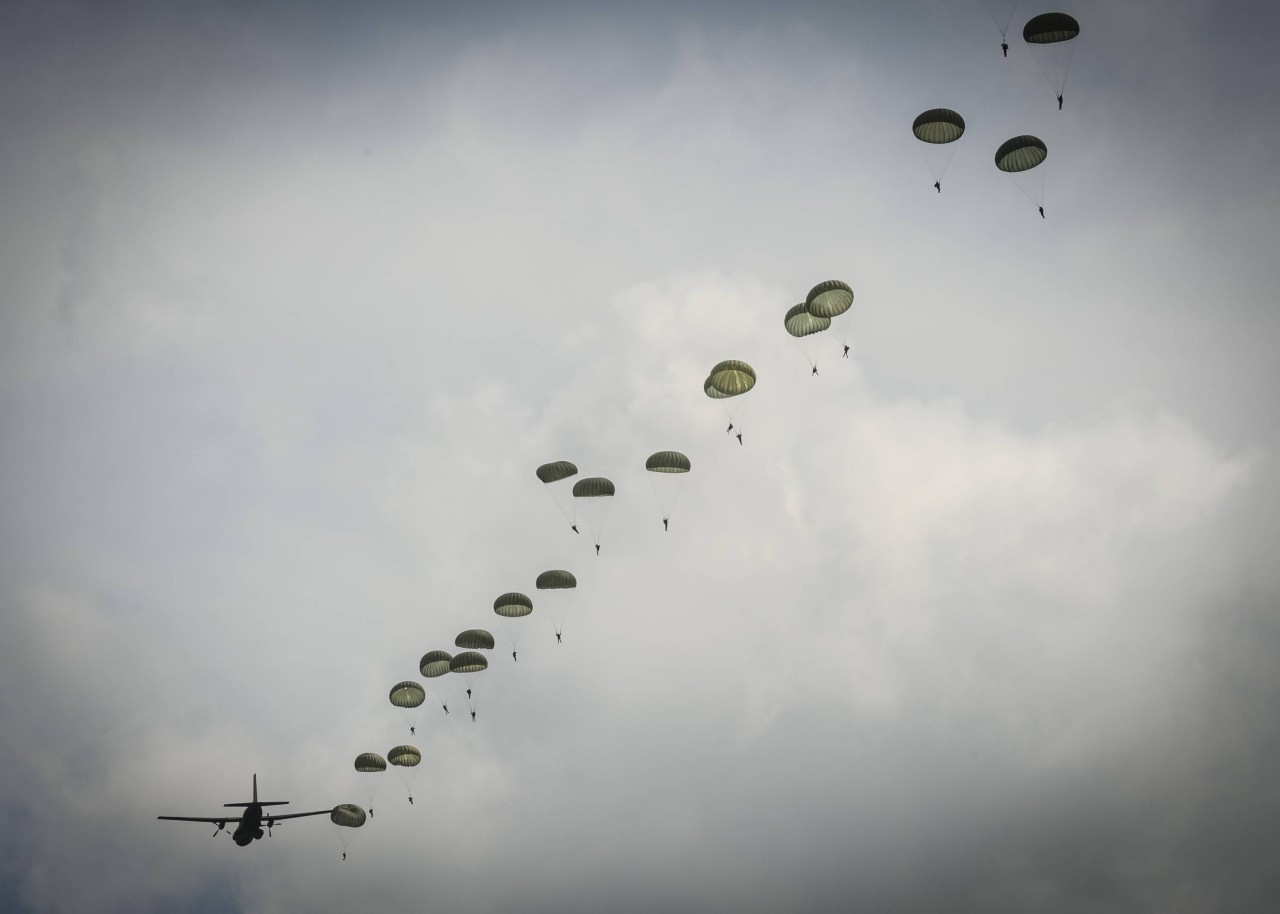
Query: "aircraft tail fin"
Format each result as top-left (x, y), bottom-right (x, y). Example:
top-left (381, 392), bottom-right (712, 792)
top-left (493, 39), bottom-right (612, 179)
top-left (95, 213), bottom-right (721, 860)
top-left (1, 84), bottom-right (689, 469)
top-left (224, 774), bottom-right (289, 808)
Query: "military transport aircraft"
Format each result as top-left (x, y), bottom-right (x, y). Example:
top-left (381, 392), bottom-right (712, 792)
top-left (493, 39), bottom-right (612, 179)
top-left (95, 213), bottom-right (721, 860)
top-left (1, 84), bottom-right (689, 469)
top-left (158, 774), bottom-right (333, 846)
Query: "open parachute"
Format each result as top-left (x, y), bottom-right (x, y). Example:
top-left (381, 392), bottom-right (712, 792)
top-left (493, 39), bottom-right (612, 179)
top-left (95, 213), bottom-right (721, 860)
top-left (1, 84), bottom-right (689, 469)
top-left (912, 109), bottom-right (965, 191)
top-left (535, 569), bottom-right (577, 640)
top-left (536, 460), bottom-right (579, 533)
top-left (705, 360), bottom-right (756, 442)
top-left (784, 303), bottom-right (831, 372)
top-left (995, 135), bottom-right (1048, 215)
top-left (645, 451), bottom-right (691, 528)
top-left (1024, 12), bottom-right (1079, 107)
top-left (572, 477), bottom-right (615, 553)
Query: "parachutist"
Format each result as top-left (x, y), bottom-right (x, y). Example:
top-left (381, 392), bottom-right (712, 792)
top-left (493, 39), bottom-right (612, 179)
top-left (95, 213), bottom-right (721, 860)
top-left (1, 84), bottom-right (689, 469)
top-left (594, 543), bottom-right (600, 555)
top-left (1039, 206), bottom-right (1045, 219)
top-left (409, 726), bottom-right (415, 736)
top-left (571, 524), bottom-right (579, 534)
top-left (842, 344), bottom-right (850, 358)
top-left (663, 517), bottom-right (669, 531)
top-left (512, 651), bottom-right (518, 662)
top-left (811, 365), bottom-right (818, 376)
top-left (555, 632), bottom-right (562, 643)
top-left (1057, 94), bottom-right (1063, 110)
top-left (726, 422), bottom-right (733, 434)
top-left (342, 852), bottom-right (346, 860)
top-left (466, 688), bottom-right (472, 699)
top-left (408, 796), bottom-right (413, 805)
top-left (471, 711), bottom-right (477, 722)
top-left (443, 704), bottom-right (449, 715)
top-left (736, 432), bottom-right (743, 445)
top-left (934, 180), bottom-right (941, 193)
top-left (1001, 41), bottom-right (1008, 57)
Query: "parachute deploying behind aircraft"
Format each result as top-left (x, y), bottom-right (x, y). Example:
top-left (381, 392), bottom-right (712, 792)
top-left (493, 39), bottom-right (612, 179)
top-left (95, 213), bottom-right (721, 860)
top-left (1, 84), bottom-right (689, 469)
top-left (1023, 12), bottom-right (1079, 107)
top-left (536, 460), bottom-right (579, 532)
top-left (995, 135), bottom-right (1049, 214)
top-left (535, 569), bottom-right (577, 640)
top-left (912, 108), bottom-right (965, 191)
top-left (645, 450), bottom-right (691, 528)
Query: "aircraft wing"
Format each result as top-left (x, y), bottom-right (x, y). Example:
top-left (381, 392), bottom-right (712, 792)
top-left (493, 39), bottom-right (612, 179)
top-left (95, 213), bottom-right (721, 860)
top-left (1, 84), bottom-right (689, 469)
top-left (264, 809), bottom-right (333, 822)
top-left (157, 816), bottom-right (243, 823)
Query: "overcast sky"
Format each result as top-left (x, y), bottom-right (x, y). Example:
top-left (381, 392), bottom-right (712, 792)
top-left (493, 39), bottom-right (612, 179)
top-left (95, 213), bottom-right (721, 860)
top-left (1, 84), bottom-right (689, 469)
top-left (3, 1), bottom-right (1279, 912)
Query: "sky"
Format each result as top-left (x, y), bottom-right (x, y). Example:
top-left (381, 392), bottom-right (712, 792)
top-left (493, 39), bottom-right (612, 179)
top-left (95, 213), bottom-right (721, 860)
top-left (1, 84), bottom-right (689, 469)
top-left (2, 1), bottom-right (1279, 911)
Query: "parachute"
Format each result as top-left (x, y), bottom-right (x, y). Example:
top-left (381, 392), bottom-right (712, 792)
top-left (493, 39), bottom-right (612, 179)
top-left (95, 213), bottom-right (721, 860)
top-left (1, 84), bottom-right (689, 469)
top-left (912, 109), bottom-right (965, 190)
top-left (784, 303), bottom-right (831, 371)
top-left (419, 650), bottom-right (453, 715)
top-left (388, 745), bottom-right (421, 802)
top-left (995, 135), bottom-right (1048, 213)
top-left (536, 460), bottom-right (579, 532)
top-left (330, 803), bottom-right (367, 857)
top-left (450, 651), bottom-right (489, 716)
top-left (353, 754), bottom-right (385, 818)
top-left (389, 680), bottom-right (426, 734)
top-left (493, 592), bottom-right (534, 657)
top-left (455, 629), bottom-right (496, 650)
top-left (535, 569), bottom-right (577, 640)
top-left (1023, 12), bottom-right (1079, 106)
top-left (571, 477), bottom-right (615, 552)
top-left (645, 451), bottom-right (691, 529)
top-left (705, 360), bottom-right (756, 439)
top-left (805, 281), bottom-right (854, 352)
top-left (981, 0), bottom-right (1020, 52)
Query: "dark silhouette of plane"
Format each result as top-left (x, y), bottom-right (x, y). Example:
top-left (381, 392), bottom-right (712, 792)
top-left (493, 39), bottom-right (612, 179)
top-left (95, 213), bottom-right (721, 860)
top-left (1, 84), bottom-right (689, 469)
top-left (157, 774), bottom-right (333, 846)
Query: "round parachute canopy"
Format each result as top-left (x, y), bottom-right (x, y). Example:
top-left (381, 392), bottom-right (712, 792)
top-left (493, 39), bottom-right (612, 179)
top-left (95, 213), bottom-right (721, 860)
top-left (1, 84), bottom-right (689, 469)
top-left (784, 303), bottom-right (831, 339)
top-left (354, 753), bottom-right (386, 773)
top-left (646, 451), bottom-right (691, 473)
top-left (419, 650), bottom-right (453, 678)
top-left (389, 681), bottom-right (425, 709)
top-left (912, 108), bottom-right (965, 145)
top-left (536, 461), bottom-right (578, 484)
top-left (994, 135), bottom-right (1047, 173)
top-left (331, 804), bottom-right (367, 829)
top-left (572, 477), bottom-right (615, 498)
top-left (494, 592), bottom-right (533, 618)
top-left (703, 375), bottom-right (731, 400)
top-left (455, 629), bottom-right (495, 650)
top-left (707, 360), bottom-right (756, 397)
top-left (536, 569), bottom-right (577, 590)
top-left (805, 281), bottom-right (853, 319)
top-left (388, 745), bottom-right (421, 768)
top-left (450, 651), bottom-right (489, 674)
top-left (1023, 12), bottom-right (1079, 43)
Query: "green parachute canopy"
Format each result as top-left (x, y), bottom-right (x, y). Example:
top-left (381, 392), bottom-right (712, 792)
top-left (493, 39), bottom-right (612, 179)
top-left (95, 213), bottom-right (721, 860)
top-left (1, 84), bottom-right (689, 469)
top-left (704, 375), bottom-right (731, 400)
top-left (784, 303), bottom-right (831, 339)
top-left (912, 108), bottom-right (965, 145)
top-left (419, 651), bottom-right (453, 678)
top-left (707, 360), bottom-right (756, 396)
top-left (330, 804), bottom-right (367, 829)
top-left (354, 753), bottom-right (386, 773)
top-left (494, 592), bottom-right (534, 618)
top-left (455, 629), bottom-right (495, 650)
top-left (1023, 12), bottom-right (1079, 43)
top-left (388, 745), bottom-right (421, 768)
top-left (572, 477), bottom-right (615, 498)
top-left (535, 461), bottom-right (578, 484)
top-left (535, 569), bottom-right (577, 590)
top-left (994, 135), bottom-right (1047, 173)
top-left (450, 651), bottom-right (489, 674)
top-left (805, 281), bottom-right (853, 320)
top-left (388, 681), bottom-right (425, 709)
top-left (645, 451), bottom-right (691, 473)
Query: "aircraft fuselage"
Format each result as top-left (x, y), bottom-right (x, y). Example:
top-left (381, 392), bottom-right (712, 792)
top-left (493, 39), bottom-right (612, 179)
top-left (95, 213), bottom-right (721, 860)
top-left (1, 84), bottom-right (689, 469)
top-left (232, 804), bottom-right (264, 846)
